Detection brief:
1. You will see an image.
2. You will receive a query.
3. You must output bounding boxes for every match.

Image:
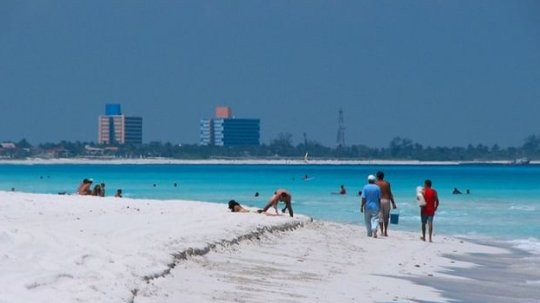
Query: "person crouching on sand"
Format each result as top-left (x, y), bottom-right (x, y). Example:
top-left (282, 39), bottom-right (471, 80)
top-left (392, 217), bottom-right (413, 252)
top-left (258, 189), bottom-right (294, 217)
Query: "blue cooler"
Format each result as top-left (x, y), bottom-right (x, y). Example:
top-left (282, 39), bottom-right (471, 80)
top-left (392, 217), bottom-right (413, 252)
top-left (390, 212), bottom-right (399, 224)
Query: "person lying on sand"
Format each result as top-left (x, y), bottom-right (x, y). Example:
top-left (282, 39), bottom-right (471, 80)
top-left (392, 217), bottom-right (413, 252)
top-left (228, 200), bottom-right (249, 213)
top-left (229, 200), bottom-right (285, 216)
top-left (258, 189), bottom-right (294, 217)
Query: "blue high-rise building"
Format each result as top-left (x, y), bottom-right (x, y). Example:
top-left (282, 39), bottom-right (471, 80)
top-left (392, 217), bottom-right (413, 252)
top-left (105, 104), bottom-right (122, 116)
top-left (213, 119), bottom-right (260, 146)
top-left (200, 107), bottom-right (260, 146)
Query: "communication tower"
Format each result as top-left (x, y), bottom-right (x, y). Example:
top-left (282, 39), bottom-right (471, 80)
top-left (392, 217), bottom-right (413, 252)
top-left (337, 109), bottom-right (345, 147)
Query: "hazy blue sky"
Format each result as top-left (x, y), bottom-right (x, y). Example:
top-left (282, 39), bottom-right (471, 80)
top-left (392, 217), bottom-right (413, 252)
top-left (1, 1), bottom-right (539, 147)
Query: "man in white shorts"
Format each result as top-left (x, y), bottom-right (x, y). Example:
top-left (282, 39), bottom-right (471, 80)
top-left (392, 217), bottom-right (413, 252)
top-left (376, 171), bottom-right (397, 237)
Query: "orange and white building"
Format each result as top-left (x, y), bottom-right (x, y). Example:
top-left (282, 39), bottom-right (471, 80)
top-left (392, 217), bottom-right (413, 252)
top-left (98, 104), bottom-right (143, 145)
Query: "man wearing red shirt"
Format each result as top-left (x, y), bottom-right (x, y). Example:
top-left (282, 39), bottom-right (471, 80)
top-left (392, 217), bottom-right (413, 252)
top-left (421, 179), bottom-right (439, 242)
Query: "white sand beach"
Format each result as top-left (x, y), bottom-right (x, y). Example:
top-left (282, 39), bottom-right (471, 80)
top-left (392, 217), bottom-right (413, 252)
top-left (0, 192), bottom-right (509, 303)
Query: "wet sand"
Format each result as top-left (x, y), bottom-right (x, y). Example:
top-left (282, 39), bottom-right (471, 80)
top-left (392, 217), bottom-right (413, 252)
top-left (409, 239), bottom-right (540, 303)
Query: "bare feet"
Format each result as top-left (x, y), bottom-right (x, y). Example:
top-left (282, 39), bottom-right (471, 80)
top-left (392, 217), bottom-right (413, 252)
top-left (373, 232), bottom-right (378, 238)
top-left (384, 232), bottom-right (388, 237)
top-left (420, 236), bottom-right (426, 241)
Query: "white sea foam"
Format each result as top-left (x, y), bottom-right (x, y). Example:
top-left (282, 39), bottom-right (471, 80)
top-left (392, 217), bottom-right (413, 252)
top-left (508, 205), bottom-right (536, 211)
top-left (507, 238), bottom-right (540, 255)
top-left (458, 233), bottom-right (540, 256)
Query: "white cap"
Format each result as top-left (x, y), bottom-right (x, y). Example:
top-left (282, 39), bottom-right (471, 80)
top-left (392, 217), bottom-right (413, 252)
top-left (367, 175), bottom-right (376, 181)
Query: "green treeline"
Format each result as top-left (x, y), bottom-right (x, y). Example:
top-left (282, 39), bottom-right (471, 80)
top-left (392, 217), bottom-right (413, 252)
top-left (2, 134), bottom-right (540, 161)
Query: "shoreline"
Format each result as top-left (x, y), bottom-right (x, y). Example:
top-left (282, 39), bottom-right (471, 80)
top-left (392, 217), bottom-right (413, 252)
top-left (1, 157), bottom-right (536, 165)
top-left (2, 191), bottom-right (538, 302)
top-left (409, 238), bottom-right (540, 303)
top-left (3, 189), bottom-right (539, 257)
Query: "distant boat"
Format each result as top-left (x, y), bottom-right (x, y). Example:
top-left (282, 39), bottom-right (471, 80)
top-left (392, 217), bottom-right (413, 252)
top-left (511, 158), bottom-right (530, 165)
top-left (304, 152), bottom-right (309, 163)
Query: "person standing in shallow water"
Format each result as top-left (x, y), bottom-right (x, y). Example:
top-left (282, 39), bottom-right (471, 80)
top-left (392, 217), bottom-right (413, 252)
top-left (375, 171), bottom-right (397, 237)
top-left (420, 179), bottom-right (439, 242)
top-left (361, 175), bottom-right (381, 238)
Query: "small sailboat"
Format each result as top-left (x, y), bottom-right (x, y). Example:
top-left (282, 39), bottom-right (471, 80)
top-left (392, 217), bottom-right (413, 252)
top-left (304, 152), bottom-right (309, 163)
top-left (512, 158), bottom-right (530, 165)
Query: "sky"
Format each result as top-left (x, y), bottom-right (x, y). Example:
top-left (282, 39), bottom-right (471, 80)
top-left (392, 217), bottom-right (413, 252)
top-left (1, 0), bottom-right (539, 147)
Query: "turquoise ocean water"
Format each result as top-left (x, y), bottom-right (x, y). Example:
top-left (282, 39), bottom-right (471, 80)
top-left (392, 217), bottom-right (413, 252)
top-left (1, 164), bottom-right (539, 254)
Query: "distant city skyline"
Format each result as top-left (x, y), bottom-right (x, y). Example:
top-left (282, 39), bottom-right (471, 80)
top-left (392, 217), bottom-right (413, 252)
top-left (1, 1), bottom-right (539, 147)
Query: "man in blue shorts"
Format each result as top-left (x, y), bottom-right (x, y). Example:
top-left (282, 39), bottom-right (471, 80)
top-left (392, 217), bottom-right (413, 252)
top-left (361, 175), bottom-right (381, 238)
